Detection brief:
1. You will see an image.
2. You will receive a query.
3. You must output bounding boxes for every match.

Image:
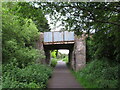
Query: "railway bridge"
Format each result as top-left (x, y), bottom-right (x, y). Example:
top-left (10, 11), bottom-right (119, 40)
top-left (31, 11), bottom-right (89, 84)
top-left (36, 31), bottom-right (86, 70)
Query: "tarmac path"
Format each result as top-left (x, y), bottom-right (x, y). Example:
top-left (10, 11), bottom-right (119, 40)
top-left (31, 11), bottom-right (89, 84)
top-left (47, 60), bottom-right (84, 89)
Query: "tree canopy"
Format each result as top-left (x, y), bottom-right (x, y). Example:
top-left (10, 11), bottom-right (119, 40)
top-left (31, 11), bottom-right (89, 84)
top-left (37, 2), bottom-right (120, 62)
top-left (2, 2), bottom-right (49, 66)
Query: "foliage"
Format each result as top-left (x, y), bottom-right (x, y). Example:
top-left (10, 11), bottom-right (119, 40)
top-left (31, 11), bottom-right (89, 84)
top-left (35, 50), bottom-right (45, 64)
top-left (72, 59), bottom-right (119, 88)
top-left (51, 50), bottom-right (57, 58)
top-left (2, 62), bottom-right (53, 88)
top-left (39, 2), bottom-right (120, 62)
top-left (86, 30), bottom-right (120, 63)
top-left (2, 2), bottom-right (51, 89)
top-left (56, 51), bottom-right (62, 59)
top-left (62, 56), bottom-right (68, 63)
top-left (86, 37), bottom-right (95, 61)
top-left (2, 2), bottom-right (47, 67)
top-left (2, 2), bottom-right (50, 32)
top-left (39, 2), bottom-right (119, 33)
top-left (2, 2), bottom-right (120, 88)
top-left (50, 58), bottom-right (57, 68)
top-left (17, 2), bottom-right (50, 32)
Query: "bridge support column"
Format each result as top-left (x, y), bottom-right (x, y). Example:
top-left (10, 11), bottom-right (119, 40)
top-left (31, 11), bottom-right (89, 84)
top-left (71, 50), bottom-right (76, 70)
top-left (68, 49), bottom-right (73, 65)
top-left (36, 33), bottom-right (46, 64)
top-left (72, 35), bottom-right (86, 71)
top-left (45, 50), bottom-right (51, 65)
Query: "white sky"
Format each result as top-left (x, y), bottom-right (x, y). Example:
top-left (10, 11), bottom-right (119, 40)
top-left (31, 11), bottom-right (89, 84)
top-left (58, 49), bottom-right (69, 54)
top-left (45, 15), bottom-right (69, 54)
top-left (45, 14), bottom-right (65, 31)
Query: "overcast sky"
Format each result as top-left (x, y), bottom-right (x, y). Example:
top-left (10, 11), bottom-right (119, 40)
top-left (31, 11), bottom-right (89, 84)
top-left (45, 14), bottom-right (65, 31)
top-left (45, 14), bottom-right (69, 54)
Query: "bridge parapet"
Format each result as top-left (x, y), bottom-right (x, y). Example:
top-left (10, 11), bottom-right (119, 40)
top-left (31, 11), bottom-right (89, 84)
top-left (43, 31), bottom-right (74, 45)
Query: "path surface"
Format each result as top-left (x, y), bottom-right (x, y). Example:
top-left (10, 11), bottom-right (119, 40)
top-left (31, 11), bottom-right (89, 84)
top-left (47, 60), bottom-right (83, 89)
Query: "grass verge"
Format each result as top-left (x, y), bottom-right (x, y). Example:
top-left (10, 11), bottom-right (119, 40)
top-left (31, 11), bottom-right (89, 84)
top-left (71, 59), bottom-right (119, 88)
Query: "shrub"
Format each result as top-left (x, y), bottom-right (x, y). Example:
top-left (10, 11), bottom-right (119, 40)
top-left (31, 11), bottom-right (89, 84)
top-left (2, 2), bottom-right (51, 89)
top-left (50, 58), bottom-right (57, 68)
top-left (2, 62), bottom-right (53, 88)
top-left (62, 56), bottom-right (68, 63)
top-left (2, 3), bottom-right (41, 67)
top-left (51, 50), bottom-right (57, 58)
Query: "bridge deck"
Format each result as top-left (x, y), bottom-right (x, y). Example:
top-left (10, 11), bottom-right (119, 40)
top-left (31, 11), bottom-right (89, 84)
top-left (44, 31), bottom-right (74, 45)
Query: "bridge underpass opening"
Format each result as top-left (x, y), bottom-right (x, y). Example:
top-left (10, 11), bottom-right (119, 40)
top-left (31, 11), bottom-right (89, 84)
top-left (58, 49), bottom-right (69, 63)
top-left (43, 43), bottom-right (74, 67)
top-left (51, 49), bottom-right (69, 65)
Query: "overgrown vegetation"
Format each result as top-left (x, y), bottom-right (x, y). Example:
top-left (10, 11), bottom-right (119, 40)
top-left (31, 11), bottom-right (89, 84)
top-left (50, 50), bottom-right (69, 67)
top-left (40, 2), bottom-right (120, 62)
top-left (72, 59), bottom-right (119, 88)
top-left (2, 2), bottom-right (40, 66)
top-left (38, 2), bottom-right (119, 88)
top-left (50, 58), bottom-right (57, 68)
top-left (62, 56), bottom-right (68, 63)
top-left (2, 61), bottom-right (52, 88)
top-left (2, 2), bottom-right (119, 89)
top-left (51, 50), bottom-right (58, 59)
top-left (2, 2), bottom-right (52, 89)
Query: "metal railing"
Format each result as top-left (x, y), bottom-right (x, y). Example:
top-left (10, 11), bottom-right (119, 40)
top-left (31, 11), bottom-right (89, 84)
top-left (44, 31), bottom-right (74, 43)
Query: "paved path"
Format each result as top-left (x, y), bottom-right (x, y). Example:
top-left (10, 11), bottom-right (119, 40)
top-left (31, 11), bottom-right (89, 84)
top-left (47, 60), bottom-right (84, 89)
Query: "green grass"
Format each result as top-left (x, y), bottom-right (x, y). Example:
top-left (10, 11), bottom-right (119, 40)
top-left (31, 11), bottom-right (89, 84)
top-left (71, 59), bottom-right (119, 88)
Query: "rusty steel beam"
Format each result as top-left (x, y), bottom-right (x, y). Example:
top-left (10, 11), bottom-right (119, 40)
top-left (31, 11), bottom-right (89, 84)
top-left (43, 41), bottom-right (74, 45)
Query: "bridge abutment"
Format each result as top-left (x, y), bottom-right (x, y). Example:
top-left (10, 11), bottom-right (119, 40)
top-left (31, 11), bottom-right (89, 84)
top-left (73, 36), bottom-right (86, 71)
top-left (68, 48), bottom-right (73, 66)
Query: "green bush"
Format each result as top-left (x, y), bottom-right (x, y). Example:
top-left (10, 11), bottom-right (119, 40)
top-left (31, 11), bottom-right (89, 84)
top-left (62, 56), bottom-right (68, 63)
top-left (73, 59), bottom-right (119, 88)
top-left (51, 50), bottom-right (57, 58)
top-left (2, 2), bottom-right (51, 89)
top-left (50, 58), bottom-right (57, 68)
top-left (2, 3), bottom-right (41, 67)
top-left (2, 62), bottom-right (53, 88)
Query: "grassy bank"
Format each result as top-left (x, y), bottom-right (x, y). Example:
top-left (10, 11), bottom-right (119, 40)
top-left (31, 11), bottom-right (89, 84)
top-left (72, 59), bottom-right (119, 88)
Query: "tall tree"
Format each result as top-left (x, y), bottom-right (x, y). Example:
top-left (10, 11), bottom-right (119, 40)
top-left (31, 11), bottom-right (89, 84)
top-left (2, 2), bottom-right (46, 67)
top-left (12, 2), bottom-right (50, 32)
